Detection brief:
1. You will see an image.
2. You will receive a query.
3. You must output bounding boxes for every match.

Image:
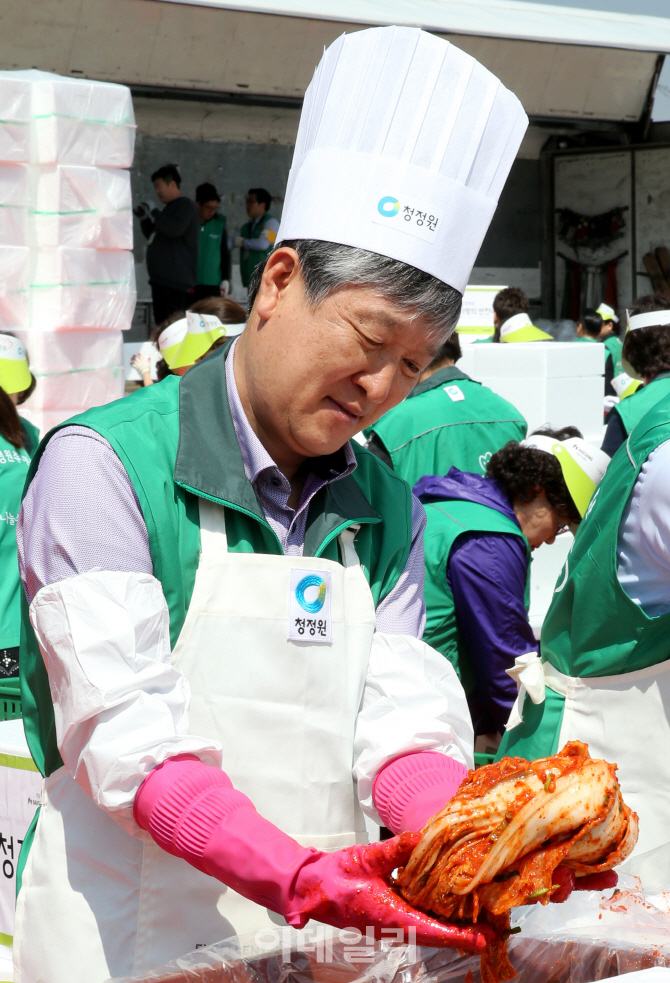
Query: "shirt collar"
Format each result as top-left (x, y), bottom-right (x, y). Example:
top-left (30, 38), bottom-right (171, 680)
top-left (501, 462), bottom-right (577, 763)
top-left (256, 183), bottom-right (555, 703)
top-left (225, 337), bottom-right (356, 487)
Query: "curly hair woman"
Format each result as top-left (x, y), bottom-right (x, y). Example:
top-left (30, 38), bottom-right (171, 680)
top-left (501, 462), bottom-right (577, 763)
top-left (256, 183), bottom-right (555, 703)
top-left (413, 428), bottom-right (610, 749)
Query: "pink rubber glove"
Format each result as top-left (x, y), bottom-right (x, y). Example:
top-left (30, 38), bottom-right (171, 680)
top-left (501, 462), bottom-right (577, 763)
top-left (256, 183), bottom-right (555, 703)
top-left (373, 751), bottom-right (468, 834)
top-left (134, 755), bottom-right (493, 951)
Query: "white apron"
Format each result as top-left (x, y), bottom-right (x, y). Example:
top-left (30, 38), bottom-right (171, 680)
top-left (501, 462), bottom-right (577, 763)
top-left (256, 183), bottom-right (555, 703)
top-left (15, 500), bottom-right (376, 983)
top-left (543, 659), bottom-right (670, 857)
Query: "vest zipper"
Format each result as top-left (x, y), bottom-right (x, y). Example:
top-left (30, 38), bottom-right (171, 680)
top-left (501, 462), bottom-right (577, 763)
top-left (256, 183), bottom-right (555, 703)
top-left (315, 517), bottom-right (379, 558)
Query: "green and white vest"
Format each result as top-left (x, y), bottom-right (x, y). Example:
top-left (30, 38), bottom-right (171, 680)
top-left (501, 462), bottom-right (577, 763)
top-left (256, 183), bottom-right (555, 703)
top-left (369, 368), bottom-right (527, 490)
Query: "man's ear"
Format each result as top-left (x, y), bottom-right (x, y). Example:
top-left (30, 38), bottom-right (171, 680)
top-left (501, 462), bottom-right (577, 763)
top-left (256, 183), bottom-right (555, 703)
top-left (255, 247), bottom-right (301, 322)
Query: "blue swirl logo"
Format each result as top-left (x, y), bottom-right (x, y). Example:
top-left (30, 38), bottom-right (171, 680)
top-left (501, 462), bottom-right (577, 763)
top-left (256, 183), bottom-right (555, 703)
top-left (377, 196), bottom-right (400, 217)
top-left (295, 574), bottom-right (327, 613)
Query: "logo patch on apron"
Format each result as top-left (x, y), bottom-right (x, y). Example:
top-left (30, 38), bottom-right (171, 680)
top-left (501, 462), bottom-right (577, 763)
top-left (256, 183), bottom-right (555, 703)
top-left (288, 569), bottom-right (332, 643)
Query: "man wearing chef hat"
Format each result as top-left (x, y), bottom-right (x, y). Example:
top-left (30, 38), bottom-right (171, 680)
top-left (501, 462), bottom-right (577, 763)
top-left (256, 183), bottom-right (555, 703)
top-left (15, 27), bottom-right (528, 983)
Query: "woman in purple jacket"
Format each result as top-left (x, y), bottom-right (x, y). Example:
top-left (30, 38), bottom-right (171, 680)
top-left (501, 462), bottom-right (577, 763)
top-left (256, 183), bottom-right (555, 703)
top-left (415, 427), bottom-right (600, 753)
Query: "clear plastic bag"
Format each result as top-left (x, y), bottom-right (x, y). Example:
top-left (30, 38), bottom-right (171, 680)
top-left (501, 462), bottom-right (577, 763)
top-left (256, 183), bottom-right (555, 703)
top-left (109, 849), bottom-right (670, 983)
top-left (107, 921), bottom-right (670, 983)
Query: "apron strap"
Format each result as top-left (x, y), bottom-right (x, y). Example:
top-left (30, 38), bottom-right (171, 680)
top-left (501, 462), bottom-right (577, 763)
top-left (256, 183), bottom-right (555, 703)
top-left (198, 498), bottom-right (228, 556)
top-left (199, 498), bottom-right (362, 569)
top-left (339, 524), bottom-right (361, 568)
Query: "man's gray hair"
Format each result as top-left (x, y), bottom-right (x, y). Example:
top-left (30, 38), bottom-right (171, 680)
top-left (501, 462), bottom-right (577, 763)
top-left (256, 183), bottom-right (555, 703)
top-left (247, 239), bottom-right (462, 336)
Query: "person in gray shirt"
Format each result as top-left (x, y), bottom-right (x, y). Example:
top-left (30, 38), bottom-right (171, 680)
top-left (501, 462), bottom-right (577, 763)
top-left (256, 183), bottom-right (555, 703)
top-left (134, 164), bottom-right (199, 325)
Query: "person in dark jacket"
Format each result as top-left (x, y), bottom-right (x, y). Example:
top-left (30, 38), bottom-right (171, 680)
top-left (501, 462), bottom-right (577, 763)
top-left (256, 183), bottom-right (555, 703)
top-left (134, 164), bottom-right (199, 325)
top-left (414, 427), bottom-right (609, 750)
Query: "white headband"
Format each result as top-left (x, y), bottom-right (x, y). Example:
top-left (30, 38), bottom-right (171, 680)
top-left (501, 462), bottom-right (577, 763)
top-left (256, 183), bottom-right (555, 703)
top-left (627, 310), bottom-right (670, 332)
top-left (520, 435), bottom-right (556, 455)
top-left (500, 312), bottom-right (532, 338)
top-left (597, 303), bottom-right (618, 323)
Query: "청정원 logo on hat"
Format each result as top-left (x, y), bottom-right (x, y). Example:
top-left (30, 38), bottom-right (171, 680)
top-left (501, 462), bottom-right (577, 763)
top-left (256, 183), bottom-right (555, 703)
top-left (377, 196), bottom-right (400, 217)
top-left (295, 574), bottom-right (327, 613)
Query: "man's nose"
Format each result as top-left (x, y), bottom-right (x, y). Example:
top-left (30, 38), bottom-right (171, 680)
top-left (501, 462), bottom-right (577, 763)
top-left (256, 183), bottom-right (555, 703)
top-left (356, 362), bottom-right (396, 405)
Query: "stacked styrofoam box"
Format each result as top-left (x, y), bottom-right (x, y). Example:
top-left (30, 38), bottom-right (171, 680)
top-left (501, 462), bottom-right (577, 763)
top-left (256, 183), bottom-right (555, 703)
top-left (457, 342), bottom-right (605, 445)
top-left (0, 70), bottom-right (136, 434)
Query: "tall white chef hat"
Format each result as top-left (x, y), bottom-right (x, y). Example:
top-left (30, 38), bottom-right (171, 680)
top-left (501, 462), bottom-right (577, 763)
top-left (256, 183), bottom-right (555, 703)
top-left (278, 26), bottom-right (528, 294)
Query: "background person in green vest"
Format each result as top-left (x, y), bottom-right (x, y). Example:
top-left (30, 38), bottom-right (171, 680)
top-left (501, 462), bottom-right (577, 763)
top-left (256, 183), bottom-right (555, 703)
top-left (366, 331), bottom-right (527, 488)
top-left (497, 389), bottom-right (670, 858)
top-left (14, 27), bottom-right (534, 981)
top-left (602, 294), bottom-right (670, 457)
top-left (576, 307), bottom-right (615, 400)
top-left (488, 287), bottom-right (553, 344)
top-left (413, 427), bottom-right (585, 754)
top-left (232, 187), bottom-right (279, 290)
top-left (193, 182), bottom-right (231, 302)
top-left (597, 301), bottom-right (623, 377)
top-left (0, 334), bottom-right (38, 681)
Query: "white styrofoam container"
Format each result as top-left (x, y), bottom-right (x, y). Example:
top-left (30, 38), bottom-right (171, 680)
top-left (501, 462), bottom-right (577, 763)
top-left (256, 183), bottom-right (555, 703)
top-left (22, 364), bottom-right (124, 411)
top-left (32, 115), bottom-right (135, 168)
top-left (29, 247), bottom-right (136, 330)
top-left (31, 165), bottom-right (132, 248)
top-left (0, 163), bottom-right (28, 245)
top-left (528, 530), bottom-right (573, 638)
top-left (458, 342), bottom-right (605, 441)
top-left (0, 70), bottom-right (137, 167)
top-left (0, 73), bottom-right (32, 164)
top-left (0, 244), bottom-right (29, 329)
top-left (30, 73), bottom-right (135, 166)
top-left (18, 328), bottom-right (123, 373)
top-left (459, 340), bottom-right (604, 379)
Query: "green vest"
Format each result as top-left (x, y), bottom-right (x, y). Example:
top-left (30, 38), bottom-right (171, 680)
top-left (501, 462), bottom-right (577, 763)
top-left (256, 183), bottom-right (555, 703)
top-left (196, 214), bottom-right (227, 286)
top-left (0, 422), bottom-right (35, 650)
top-left (614, 371), bottom-right (670, 438)
top-left (20, 343), bottom-right (414, 780)
top-left (21, 418), bottom-right (39, 457)
top-left (240, 213), bottom-right (275, 287)
top-left (603, 335), bottom-right (623, 377)
top-left (498, 391), bottom-right (670, 762)
top-left (575, 336), bottom-right (598, 343)
top-left (422, 499), bottom-right (529, 694)
top-left (368, 368), bottom-right (527, 489)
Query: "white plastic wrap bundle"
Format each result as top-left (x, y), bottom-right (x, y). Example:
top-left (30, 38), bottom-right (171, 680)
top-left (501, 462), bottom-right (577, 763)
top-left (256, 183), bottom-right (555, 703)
top-left (0, 69), bottom-right (136, 434)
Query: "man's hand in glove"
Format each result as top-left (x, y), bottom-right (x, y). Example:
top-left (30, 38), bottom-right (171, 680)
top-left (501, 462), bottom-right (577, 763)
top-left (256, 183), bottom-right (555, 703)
top-left (291, 833), bottom-right (494, 950)
top-left (541, 865), bottom-right (618, 904)
top-left (133, 202), bottom-right (151, 219)
top-left (135, 756), bottom-right (494, 952)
